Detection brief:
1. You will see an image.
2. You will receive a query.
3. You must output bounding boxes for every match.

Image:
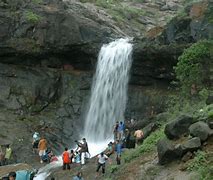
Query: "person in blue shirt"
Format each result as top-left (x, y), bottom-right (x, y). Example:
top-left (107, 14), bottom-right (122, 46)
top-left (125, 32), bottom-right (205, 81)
top-left (118, 121), bottom-right (125, 141)
top-left (115, 140), bottom-right (122, 165)
top-left (73, 171), bottom-right (84, 180)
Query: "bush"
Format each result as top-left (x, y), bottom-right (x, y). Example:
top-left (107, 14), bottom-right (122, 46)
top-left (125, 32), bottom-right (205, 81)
top-left (174, 40), bottom-right (212, 95)
top-left (25, 10), bottom-right (42, 23)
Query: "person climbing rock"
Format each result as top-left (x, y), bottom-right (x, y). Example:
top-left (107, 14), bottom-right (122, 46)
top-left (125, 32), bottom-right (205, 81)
top-left (96, 152), bottom-right (109, 176)
top-left (38, 136), bottom-right (47, 163)
top-left (115, 140), bottom-right (122, 165)
top-left (32, 132), bottom-right (40, 154)
top-left (76, 138), bottom-right (89, 165)
top-left (73, 171), bottom-right (84, 180)
top-left (8, 171), bottom-right (16, 180)
top-left (62, 147), bottom-right (71, 170)
top-left (5, 145), bottom-right (12, 165)
top-left (113, 121), bottom-right (119, 141)
top-left (134, 129), bottom-right (144, 147)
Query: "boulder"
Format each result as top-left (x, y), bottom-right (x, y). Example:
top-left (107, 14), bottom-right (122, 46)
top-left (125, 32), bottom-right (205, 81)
top-left (207, 118), bottom-right (213, 129)
top-left (164, 115), bottom-right (194, 139)
top-left (157, 138), bottom-right (181, 165)
top-left (143, 122), bottom-right (157, 138)
top-left (189, 121), bottom-right (211, 141)
top-left (180, 137), bottom-right (201, 154)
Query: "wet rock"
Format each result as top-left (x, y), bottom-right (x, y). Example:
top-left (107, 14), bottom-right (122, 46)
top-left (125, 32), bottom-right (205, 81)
top-left (189, 121), bottom-right (212, 141)
top-left (157, 138), bottom-right (180, 165)
top-left (164, 115), bottom-right (194, 139)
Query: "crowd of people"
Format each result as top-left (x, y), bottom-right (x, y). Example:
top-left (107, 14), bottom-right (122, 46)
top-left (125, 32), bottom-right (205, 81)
top-left (1, 119), bottom-right (144, 179)
top-left (32, 120), bottom-right (144, 178)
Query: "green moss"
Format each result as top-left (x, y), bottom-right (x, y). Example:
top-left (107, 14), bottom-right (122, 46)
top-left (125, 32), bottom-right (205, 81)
top-left (25, 10), bottom-right (42, 23)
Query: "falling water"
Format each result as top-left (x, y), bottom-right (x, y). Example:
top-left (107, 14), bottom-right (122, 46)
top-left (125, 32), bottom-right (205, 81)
top-left (84, 38), bottom-right (133, 146)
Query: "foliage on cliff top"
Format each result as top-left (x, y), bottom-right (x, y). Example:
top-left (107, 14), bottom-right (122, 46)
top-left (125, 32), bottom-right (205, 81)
top-left (174, 40), bottom-right (213, 96)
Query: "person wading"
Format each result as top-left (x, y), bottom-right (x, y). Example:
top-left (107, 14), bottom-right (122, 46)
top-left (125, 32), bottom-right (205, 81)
top-left (62, 147), bottom-right (71, 170)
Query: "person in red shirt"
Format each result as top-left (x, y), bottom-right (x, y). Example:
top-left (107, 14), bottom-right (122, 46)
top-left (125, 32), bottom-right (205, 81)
top-left (62, 147), bottom-right (70, 170)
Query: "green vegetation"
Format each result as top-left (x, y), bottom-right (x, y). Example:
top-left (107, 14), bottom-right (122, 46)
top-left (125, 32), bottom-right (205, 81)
top-left (109, 165), bottom-right (119, 173)
top-left (25, 10), bottom-right (42, 23)
top-left (79, 0), bottom-right (146, 31)
top-left (123, 128), bottom-right (165, 163)
top-left (174, 40), bottom-right (212, 96)
top-left (32, 0), bottom-right (43, 4)
top-left (187, 151), bottom-right (213, 180)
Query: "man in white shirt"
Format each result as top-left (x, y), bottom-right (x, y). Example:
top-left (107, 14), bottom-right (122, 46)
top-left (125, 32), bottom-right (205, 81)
top-left (96, 152), bottom-right (109, 176)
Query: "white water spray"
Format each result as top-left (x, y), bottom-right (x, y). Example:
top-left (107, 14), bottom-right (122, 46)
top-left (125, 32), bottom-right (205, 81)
top-left (84, 39), bottom-right (133, 149)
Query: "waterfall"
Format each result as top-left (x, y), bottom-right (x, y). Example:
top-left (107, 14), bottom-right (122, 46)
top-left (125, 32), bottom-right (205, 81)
top-left (84, 38), bottom-right (133, 146)
top-left (33, 39), bottom-right (133, 179)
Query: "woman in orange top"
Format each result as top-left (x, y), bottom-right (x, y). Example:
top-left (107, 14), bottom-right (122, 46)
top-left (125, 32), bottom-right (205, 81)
top-left (62, 147), bottom-right (70, 170)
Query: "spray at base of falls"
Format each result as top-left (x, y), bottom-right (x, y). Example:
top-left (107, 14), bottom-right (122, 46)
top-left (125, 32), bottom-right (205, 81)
top-left (33, 38), bottom-right (133, 179)
top-left (84, 38), bottom-right (133, 152)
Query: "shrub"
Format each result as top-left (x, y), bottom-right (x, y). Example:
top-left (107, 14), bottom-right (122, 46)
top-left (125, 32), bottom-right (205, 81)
top-left (25, 10), bottom-right (42, 23)
top-left (174, 40), bottom-right (212, 96)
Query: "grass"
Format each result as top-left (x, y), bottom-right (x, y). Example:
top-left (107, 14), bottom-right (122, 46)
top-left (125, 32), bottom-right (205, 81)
top-left (187, 150), bottom-right (213, 180)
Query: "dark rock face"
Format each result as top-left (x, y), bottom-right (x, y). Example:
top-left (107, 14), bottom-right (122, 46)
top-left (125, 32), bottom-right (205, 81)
top-left (157, 138), bottom-right (180, 165)
top-left (0, 63), bottom-right (92, 164)
top-left (0, 0), bottom-right (121, 69)
top-left (164, 115), bottom-right (194, 139)
top-left (189, 121), bottom-right (212, 141)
